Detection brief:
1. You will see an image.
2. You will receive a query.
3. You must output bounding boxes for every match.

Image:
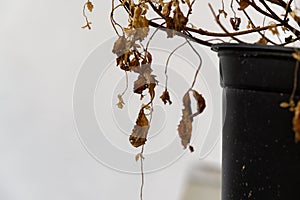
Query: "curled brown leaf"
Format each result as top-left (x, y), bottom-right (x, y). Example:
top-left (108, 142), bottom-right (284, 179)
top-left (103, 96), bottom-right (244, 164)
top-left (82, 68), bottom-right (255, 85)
top-left (116, 94), bottom-right (125, 109)
top-left (86, 1), bottom-right (94, 12)
top-left (160, 90), bottom-right (172, 105)
top-left (178, 90), bottom-right (206, 150)
top-left (129, 108), bottom-right (150, 147)
top-left (178, 92), bottom-right (193, 149)
top-left (230, 17), bottom-right (241, 31)
top-left (191, 90), bottom-right (206, 117)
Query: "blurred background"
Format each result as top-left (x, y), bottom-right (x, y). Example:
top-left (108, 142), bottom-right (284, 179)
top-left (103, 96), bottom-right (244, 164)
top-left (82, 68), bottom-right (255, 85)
top-left (0, 0), bottom-right (221, 199)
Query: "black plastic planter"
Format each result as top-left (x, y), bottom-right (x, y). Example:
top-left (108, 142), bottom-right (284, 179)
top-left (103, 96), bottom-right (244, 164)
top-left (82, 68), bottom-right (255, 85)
top-left (212, 43), bottom-right (300, 200)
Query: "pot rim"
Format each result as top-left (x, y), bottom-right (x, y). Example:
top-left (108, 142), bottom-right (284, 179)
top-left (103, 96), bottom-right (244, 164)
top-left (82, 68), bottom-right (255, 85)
top-left (211, 43), bottom-right (298, 53)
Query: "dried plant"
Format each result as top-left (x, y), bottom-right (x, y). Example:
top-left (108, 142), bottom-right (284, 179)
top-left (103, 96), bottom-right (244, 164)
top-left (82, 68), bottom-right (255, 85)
top-left (81, 0), bottom-right (300, 199)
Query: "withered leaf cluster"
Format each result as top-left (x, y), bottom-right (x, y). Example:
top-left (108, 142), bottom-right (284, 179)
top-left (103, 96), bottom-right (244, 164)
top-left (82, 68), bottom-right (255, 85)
top-left (158, 1), bottom-right (189, 37)
top-left (178, 90), bottom-right (206, 151)
top-left (112, 34), bottom-right (157, 147)
top-left (125, 4), bottom-right (150, 41)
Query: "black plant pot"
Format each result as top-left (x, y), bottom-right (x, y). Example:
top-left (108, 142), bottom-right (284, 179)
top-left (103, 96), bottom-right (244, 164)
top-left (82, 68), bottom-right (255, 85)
top-left (212, 43), bottom-right (300, 200)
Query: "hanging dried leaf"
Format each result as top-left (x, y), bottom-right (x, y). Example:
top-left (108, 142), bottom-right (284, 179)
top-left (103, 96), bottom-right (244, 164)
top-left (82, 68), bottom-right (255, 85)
top-left (238, 0), bottom-right (250, 10)
top-left (178, 90), bottom-right (206, 150)
top-left (128, 6), bottom-right (150, 41)
top-left (191, 90), bottom-right (206, 117)
top-left (148, 82), bottom-right (156, 100)
top-left (230, 17), bottom-right (241, 31)
top-left (293, 101), bottom-right (300, 143)
top-left (129, 108), bottom-right (150, 147)
top-left (160, 90), bottom-right (172, 105)
top-left (112, 36), bottom-right (130, 56)
top-left (86, 1), bottom-right (94, 12)
top-left (81, 1), bottom-right (93, 29)
top-left (178, 92), bottom-right (193, 149)
top-left (116, 94), bottom-right (125, 109)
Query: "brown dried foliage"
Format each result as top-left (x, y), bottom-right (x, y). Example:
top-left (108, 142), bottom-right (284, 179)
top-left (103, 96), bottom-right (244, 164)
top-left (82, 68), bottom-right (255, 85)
top-left (130, 108), bottom-right (150, 147)
top-left (178, 90), bottom-right (205, 151)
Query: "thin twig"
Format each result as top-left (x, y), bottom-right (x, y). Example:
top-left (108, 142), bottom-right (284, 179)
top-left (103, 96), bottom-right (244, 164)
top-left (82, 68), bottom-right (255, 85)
top-left (121, 71), bottom-right (129, 96)
top-left (259, 0), bottom-right (300, 36)
top-left (139, 145), bottom-right (145, 200)
top-left (164, 41), bottom-right (188, 90)
top-left (185, 23), bottom-right (283, 38)
top-left (185, 38), bottom-right (202, 89)
top-left (284, 0), bottom-right (294, 22)
top-left (145, 22), bottom-right (166, 51)
top-left (111, 0), bottom-right (124, 36)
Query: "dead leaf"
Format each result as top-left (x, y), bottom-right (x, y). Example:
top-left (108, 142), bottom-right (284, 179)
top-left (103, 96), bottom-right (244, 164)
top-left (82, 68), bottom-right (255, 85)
top-left (191, 90), bottom-right (206, 117)
top-left (112, 36), bottom-right (129, 56)
top-left (178, 92), bottom-right (193, 149)
top-left (178, 90), bottom-right (206, 150)
top-left (160, 90), bottom-right (172, 105)
top-left (116, 94), bottom-right (125, 109)
top-left (129, 108), bottom-right (150, 147)
top-left (86, 1), bottom-right (94, 12)
top-left (230, 17), bottom-right (241, 31)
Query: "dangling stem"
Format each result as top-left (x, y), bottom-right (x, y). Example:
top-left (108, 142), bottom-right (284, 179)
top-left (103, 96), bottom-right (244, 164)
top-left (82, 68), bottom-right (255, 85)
top-left (184, 38), bottom-right (202, 90)
top-left (139, 145), bottom-right (145, 200)
top-left (121, 71), bottom-right (129, 96)
top-left (164, 41), bottom-right (188, 90)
